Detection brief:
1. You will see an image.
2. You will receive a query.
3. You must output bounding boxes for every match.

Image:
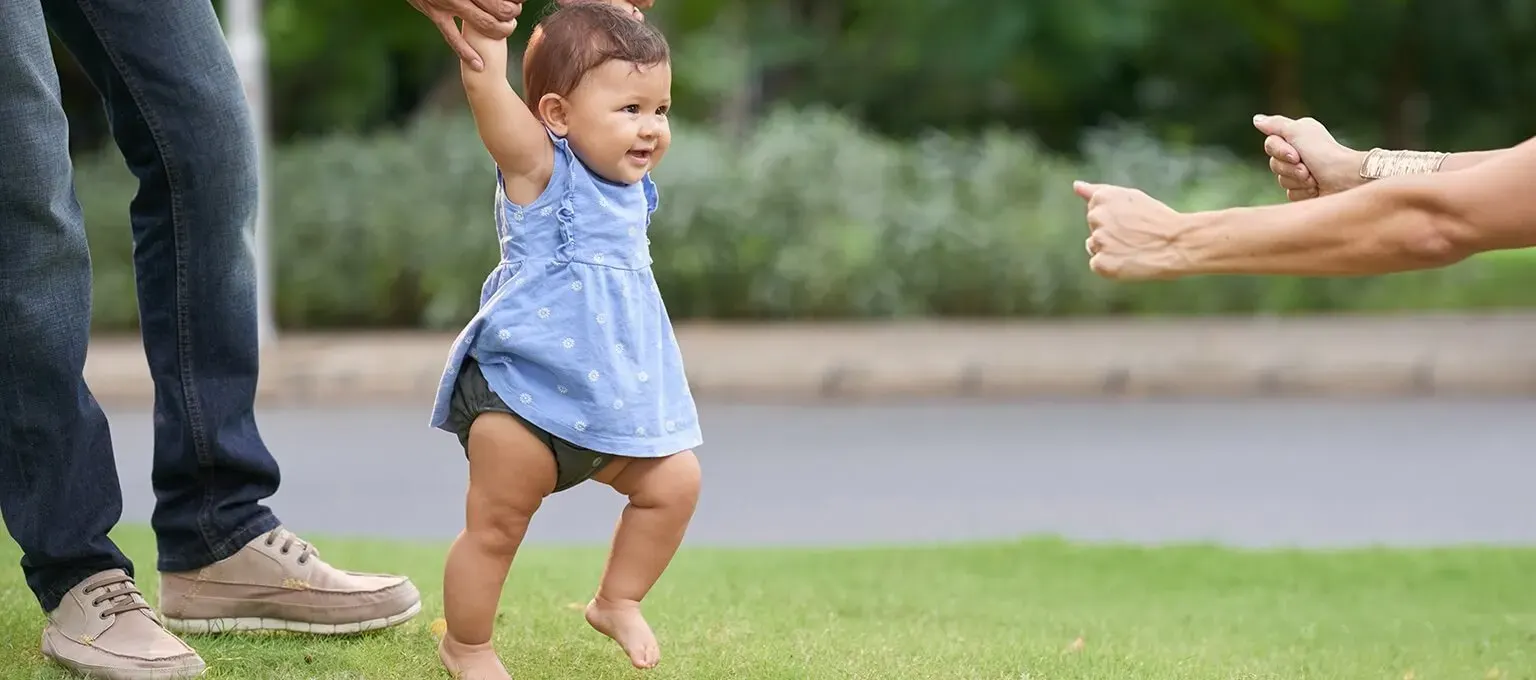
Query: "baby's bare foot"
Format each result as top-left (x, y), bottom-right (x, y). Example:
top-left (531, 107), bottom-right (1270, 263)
top-left (438, 632), bottom-right (513, 680)
top-left (584, 597), bottom-right (661, 669)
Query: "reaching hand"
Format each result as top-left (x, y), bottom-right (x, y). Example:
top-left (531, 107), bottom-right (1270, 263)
top-left (410, 0), bottom-right (522, 71)
top-left (1073, 181), bottom-right (1190, 281)
top-left (1253, 114), bottom-right (1368, 202)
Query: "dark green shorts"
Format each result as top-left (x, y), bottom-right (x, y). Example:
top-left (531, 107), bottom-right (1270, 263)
top-left (444, 357), bottom-right (616, 493)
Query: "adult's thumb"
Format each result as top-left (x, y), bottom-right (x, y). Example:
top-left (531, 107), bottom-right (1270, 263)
top-left (1072, 180), bottom-right (1103, 202)
top-left (1252, 114), bottom-right (1295, 138)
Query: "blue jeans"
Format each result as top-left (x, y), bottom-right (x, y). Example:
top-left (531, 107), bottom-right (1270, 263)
top-left (0, 0), bottom-right (282, 613)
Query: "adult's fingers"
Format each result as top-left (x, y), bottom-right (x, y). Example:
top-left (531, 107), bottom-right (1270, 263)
top-left (1268, 157), bottom-right (1313, 189)
top-left (433, 12), bottom-right (484, 70)
top-left (1277, 172), bottom-right (1314, 191)
top-left (452, 0), bottom-right (507, 33)
top-left (469, 0), bottom-right (522, 22)
top-left (1263, 134), bottom-right (1300, 165)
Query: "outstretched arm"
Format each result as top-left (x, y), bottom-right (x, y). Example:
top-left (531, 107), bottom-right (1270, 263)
top-left (1179, 134), bottom-right (1536, 275)
top-left (459, 21), bottom-right (553, 202)
top-left (1077, 135), bottom-right (1536, 279)
top-left (1255, 115), bottom-right (1518, 201)
top-left (1427, 148), bottom-right (1510, 171)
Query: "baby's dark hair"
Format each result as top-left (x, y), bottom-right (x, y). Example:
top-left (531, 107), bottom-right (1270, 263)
top-left (523, 2), bottom-right (670, 116)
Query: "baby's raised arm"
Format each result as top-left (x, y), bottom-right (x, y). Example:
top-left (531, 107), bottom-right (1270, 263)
top-left (459, 21), bottom-right (554, 203)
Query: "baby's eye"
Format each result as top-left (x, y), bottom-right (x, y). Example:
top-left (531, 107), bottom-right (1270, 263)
top-left (621, 104), bottom-right (640, 114)
top-left (655, 106), bottom-right (669, 116)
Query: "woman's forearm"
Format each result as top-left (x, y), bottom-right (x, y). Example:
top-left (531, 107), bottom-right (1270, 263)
top-left (1440, 149), bottom-right (1508, 171)
top-left (1172, 177), bottom-right (1463, 277)
top-left (1175, 136), bottom-right (1536, 277)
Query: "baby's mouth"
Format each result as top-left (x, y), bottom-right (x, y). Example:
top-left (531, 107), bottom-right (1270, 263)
top-left (626, 149), bottom-right (653, 165)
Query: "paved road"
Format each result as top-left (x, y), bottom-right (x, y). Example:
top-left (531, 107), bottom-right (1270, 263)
top-left (101, 398), bottom-right (1536, 548)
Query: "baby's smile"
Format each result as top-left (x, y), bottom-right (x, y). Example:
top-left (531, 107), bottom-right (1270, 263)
top-left (626, 148), bottom-right (654, 167)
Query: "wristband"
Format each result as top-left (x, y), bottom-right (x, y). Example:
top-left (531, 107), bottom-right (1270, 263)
top-left (1358, 148), bottom-right (1450, 180)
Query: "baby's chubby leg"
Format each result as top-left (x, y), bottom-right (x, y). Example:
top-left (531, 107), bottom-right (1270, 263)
top-left (439, 413), bottom-right (558, 680)
top-left (586, 450), bottom-right (703, 669)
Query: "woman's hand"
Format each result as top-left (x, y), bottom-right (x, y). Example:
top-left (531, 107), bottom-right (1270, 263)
top-left (1074, 181), bottom-right (1192, 281)
top-left (1253, 114), bottom-right (1369, 202)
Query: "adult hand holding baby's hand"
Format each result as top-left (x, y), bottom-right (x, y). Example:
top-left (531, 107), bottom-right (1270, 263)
top-left (410, 0), bottom-right (523, 71)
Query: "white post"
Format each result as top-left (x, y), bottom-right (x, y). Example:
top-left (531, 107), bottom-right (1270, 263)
top-left (223, 0), bottom-right (275, 347)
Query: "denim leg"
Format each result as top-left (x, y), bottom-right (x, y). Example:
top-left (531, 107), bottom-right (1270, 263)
top-left (40, 0), bottom-right (282, 573)
top-left (0, 0), bottom-right (135, 613)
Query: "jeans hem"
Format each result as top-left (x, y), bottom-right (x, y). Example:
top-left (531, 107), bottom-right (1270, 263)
top-left (155, 512), bottom-right (280, 573)
top-left (35, 559), bottom-right (137, 615)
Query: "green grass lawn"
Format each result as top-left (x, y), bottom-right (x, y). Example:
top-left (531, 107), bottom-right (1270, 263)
top-left (2, 526), bottom-right (1534, 679)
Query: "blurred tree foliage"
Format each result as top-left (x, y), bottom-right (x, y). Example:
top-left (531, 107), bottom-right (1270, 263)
top-left (51, 0), bottom-right (1536, 158)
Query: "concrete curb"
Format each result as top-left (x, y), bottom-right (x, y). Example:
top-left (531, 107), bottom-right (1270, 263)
top-left (83, 313), bottom-right (1536, 406)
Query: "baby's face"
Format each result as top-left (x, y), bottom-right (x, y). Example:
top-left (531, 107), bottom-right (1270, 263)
top-left (561, 59), bottom-right (672, 186)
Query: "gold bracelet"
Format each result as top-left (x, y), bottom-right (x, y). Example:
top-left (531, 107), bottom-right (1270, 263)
top-left (1358, 148), bottom-right (1450, 180)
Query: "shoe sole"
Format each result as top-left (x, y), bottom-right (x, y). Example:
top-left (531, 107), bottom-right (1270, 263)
top-left (161, 601), bottom-right (422, 636)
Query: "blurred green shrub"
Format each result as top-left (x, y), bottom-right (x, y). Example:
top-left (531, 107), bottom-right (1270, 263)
top-left (74, 107), bottom-right (1536, 332)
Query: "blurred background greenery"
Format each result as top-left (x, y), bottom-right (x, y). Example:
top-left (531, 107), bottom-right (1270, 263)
top-left (59, 0), bottom-right (1536, 331)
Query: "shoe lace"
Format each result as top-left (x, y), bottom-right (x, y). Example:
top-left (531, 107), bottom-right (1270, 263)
top-left (83, 573), bottom-right (153, 620)
top-left (263, 528), bottom-right (317, 565)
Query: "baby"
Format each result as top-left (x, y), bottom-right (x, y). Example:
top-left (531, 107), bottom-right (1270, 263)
top-left (427, 2), bottom-right (703, 677)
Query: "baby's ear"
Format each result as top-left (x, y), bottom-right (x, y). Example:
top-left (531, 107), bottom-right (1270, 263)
top-left (537, 94), bottom-right (571, 135)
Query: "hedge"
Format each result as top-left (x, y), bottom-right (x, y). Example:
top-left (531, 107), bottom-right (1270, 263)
top-left (73, 107), bottom-right (1536, 332)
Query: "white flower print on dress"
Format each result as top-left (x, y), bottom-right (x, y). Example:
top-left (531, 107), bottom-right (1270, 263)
top-left (427, 136), bottom-right (701, 457)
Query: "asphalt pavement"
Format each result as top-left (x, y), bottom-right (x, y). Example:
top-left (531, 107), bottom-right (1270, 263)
top-left (100, 397), bottom-right (1536, 549)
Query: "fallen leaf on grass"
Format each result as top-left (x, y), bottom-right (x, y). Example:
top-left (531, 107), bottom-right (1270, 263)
top-left (1403, 671), bottom-right (1415, 680)
top-left (566, 602), bottom-right (586, 610)
top-left (1064, 636), bottom-right (1086, 653)
top-left (430, 618), bottom-right (448, 639)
